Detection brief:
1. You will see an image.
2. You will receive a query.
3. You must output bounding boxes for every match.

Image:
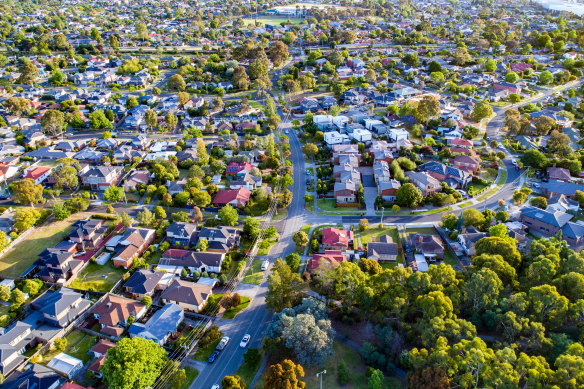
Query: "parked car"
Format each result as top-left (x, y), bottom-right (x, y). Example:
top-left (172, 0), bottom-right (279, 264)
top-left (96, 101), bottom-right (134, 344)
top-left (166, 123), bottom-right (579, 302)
top-left (211, 385), bottom-right (220, 389)
top-left (207, 350), bottom-right (220, 363)
top-left (240, 334), bottom-right (251, 348)
top-left (261, 260), bottom-right (269, 271)
top-left (216, 336), bottom-right (230, 351)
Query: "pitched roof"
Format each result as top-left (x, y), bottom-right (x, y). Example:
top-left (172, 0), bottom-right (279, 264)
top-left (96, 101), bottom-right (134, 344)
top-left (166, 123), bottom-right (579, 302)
top-left (161, 279), bottom-right (213, 306)
top-left (123, 269), bottom-right (165, 295)
top-left (93, 295), bottom-right (145, 326)
top-left (309, 250), bottom-right (346, 271)
top-left (322, 227), bottom-right (353, 247)
top-left (520, 206), bottom-right (573, 228)
top-left (213, 188), bottom-right (251, 205)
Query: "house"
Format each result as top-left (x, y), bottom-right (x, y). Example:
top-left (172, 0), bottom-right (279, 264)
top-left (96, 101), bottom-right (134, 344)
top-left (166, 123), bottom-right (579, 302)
top-left (458, 228), bottom-right (486, 256)
top-left (410, 234), bottom-right (444, 260)
top-left (453, 155), bottom-right (481, 174)
top-left (309, 250), bottom-right (346, 271)
top-left (92, 294), bottom-right (147, 337)
top-left (547, 194), bottom-right (580, 213)
top-left (79, 166), bottom-right (123, 190)
top-left (197, 226), bottom-right (241, 252)
top-left (322, 227), bottom-right (353, 251)
top-left (31, 288), bottom-right (90, 328)
top-left (230, 172), bottom-right (262, 191)
top-left (0, 322), bottom-right (34, 376)
top-left (69, 218), bottom-right (107, 250)
top-left (419, 161), bottom-right (472, 188)
top-left (158, 249), bottom-right (225, 274)
top-left (166, 222), bottom-right (198, 246)
top-left (547, 166), bottom-right (572, 182)
top-left (324, 131), bottom-right (350, 145)
top-left (2, 364), bottom-right (63, 389)
top-left (129, 303), bottom-right (184, 345)
top-left (123, 269), bottom-right (168, 299)
top-left (160, 279), bottom-right (213, 313)
top-left (22, 166), bottom-right (52, 185)
top-left (378, 180), bottom-right (401, 202)
top-left (226, 162), bottom-right (252, 177)
top-left (493, 81), bottom-right (521, 94)
top-left (33, 249), bottom-right (84, 284)
top-left (90, 339), bottom-right (115, 359)
top-left (112, 228), bottom-right (155, 269)
top-left (540, 180), bottom-right (584, 199)
top-left (520, 205), bottom-right (572, 237)
top-left (213, 188), bottom-right (251, 208)
top-left (334, 181), bottom-right (357, 204)
top-left (405, 171), bottom-right (442, 196)
top-left (367, 235), bottom-right (399, 262)
top-left (124, 170), bottom-right (151, 191)
top-left (46, 353), bottom-right (83, 379)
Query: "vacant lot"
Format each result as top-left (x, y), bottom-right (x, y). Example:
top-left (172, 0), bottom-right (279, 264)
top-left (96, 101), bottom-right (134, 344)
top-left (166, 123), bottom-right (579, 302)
top-left (69, 261), bottom-right (126, 292)
top-left (0, 214), bottom-right (87, 277)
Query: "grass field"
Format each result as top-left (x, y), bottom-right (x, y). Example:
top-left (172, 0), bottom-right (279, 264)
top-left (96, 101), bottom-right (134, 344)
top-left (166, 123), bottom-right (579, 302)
top-left (272, 209), bottom-right (288, 222)
top-left (181, 367), bottom-right (199, 389)
top-left (42, 330), bottom-right (96, 364)
top-left (253, 341), bottom-right (403, 389)
top-left (236, 348), bottom-right (263, 386)
top-left (223, 296), bottom-right (252, 319)
top-left (468, 183), bottom-right (487, 196)
top-left (458, 201), bottom-right (474, 208)
top-left (317, 199), bottom-right (360, 212)
top-left (241, 259), bottom-right (264, 285)
top-left (69, 261), bottom-right (126, 292)
top-left (444, 250), bottom-right (458, 266)
top-left (497, 169), bottom-right (508, 185)
top-left (194, 338), bottom-right (221, 361)
top-left (0, 214), bottom-right (87, 277)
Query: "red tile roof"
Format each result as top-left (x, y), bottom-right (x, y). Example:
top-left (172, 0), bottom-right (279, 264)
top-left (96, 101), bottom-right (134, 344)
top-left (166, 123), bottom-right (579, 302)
top-left (310, 250), bottom-right (346, 271)
top-left (23, 166), bottom-right (51, 180)
top-left (322, 227), bottom-right (353, 248)
top-left (213, 188), bottom-right (251, 206)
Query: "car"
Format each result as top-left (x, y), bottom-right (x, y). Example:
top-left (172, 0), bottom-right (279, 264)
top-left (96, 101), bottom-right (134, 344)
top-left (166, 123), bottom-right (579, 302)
top-left (306, 170), bottom-right (311, 176)
top-left (65, 132), bottom-right (73, 136)
top-left (532, 183), bottom-right (540, 189)
top-left (512, 160), bottom-right (518, 166)
top-left (240, 334), bottom-right (251, 348)
top-left (216, 336), bottom-right (230, 351)
top-left (211, 385), bottom-right (220, 389)
top-left (261, 260), bottom-right (269, 271)
top-left (207, 351), bottom-right (220, 363)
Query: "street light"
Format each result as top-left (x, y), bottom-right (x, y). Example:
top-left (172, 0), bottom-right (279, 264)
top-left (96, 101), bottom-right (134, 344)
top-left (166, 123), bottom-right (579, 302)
top-left (316, 370), bottom-right (326, 389)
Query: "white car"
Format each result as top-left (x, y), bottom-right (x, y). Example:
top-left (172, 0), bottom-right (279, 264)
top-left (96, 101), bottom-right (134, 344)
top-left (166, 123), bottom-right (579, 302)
top-left (240, 334), bottom-right (251, 348)
top-left (211, 385), bottom-right (220, 389)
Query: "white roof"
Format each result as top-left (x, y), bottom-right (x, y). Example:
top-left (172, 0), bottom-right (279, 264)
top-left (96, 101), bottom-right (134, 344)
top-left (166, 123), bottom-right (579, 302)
top-left (414, 254), bottom-right (429, 272)
top-left (47, 353), bottom-right (83, 375)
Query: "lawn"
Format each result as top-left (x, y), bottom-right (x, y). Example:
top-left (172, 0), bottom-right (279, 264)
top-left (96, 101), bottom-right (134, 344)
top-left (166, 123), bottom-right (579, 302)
top-left (416, 206), bottom-right (452, 215)
top-left (477, 187), bottom-right (500, 201)
top-left (497, 169), bottom-right (508, 186)
top-left (458, 201), bottom-right (474, 208)
top-left (69, 261), bottom-right (127, 292)
top-left (0, 215), bottom-right (86, 277)
top-left (194, 338), bottom-right (222, 361)
top-left (305, 200), bottom-right (314, 214)
top-left (181, 367), bottom-right (199, 389)
top-left (201, 294), bottom-right (224, 316)
top-left (317, 199), bottom-right (360, 212)
top-left (42, 330), bottom-right (96, 364)
top-left (257, 238), bottom-right (277, 255)
top-left (223, 296), bottom-right (252, 319)
top-left (444, 250), bottom-right (458, 267)
top-left (254, 341), bottom-right (403, 389)
top-left (468, 183), bottom-right (487, 196)
top-left (405, 227), bottom-right (436, 236)
top-left (359, 227), bottom-right (398, 246)
top-left (272, 208), bottom-right (288, 221)
top-left (241, 258), bottom-right (264, 285)
top-left (236, 348), bottom-right (264, 386)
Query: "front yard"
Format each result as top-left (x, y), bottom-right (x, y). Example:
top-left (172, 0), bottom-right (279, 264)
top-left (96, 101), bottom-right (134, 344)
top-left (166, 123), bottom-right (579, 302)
top-left (241, 258), bottom-right (265, 285)
top-left (223, 296), bottom-right (252, 319)
top-left (69, 261), bottom-right (127, 292)
top-left (0, 214), bottom-right (87, 277)
top-left (317, 198), bottom-right (360, 212)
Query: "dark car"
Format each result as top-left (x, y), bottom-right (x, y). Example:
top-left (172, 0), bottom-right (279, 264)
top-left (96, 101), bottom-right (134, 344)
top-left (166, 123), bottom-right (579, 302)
top-left (207, 351), bottom-right (220, 363)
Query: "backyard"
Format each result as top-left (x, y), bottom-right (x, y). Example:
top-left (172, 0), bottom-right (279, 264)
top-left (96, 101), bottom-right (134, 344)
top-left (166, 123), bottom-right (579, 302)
top-left (0, 213), bottom-right (88, 277)
top-left (42, 330), bottom-right (96, 365)
top-left (69, 261), bottom-right (127, 292)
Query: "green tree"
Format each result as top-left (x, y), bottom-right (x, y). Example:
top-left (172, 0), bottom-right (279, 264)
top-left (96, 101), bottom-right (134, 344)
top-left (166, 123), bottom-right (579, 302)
top-left (49, 70), bottom-right (65, 86)
top-left (52, 202), bottom-right (71, 221)
top-left (13, 208), bottom-right (40, 231)
top-left (137, 208), bottom-right (155, 227)
top-left (164, 112), bottom-right (177, 133)
top-left (286, 253), bottom-right (301, 272)
top-left (222, 375), bottom-right (246, 389)
top-left (167, 74), bottom-right (186, 91)
top-left (100, 337), bottom-right (167, 389)
top-left (41, 109), bottom-right (65, 137)
top-left (470, 100), bottom-right (493, 122)
top-left (154, 206), bottom-right (166, 220)
top-left (539, 70), bottom-right (553, 85)
top-left (104, 186), bottom-right (124, 202)
top-left (145, 109), bottom-right (157, 132)
top-left (396, 183), bottom-right (423, 208)
top-left (266, 259), bottom-right (304, 312)
top-left (505, 71), bottom-right (519, 83)
top-left (141, 295), bottom-right (152, 307)
top-left (89, 110), bottom-right (113, 129)
top-left (219, 205), bottom-right (238, 226)
top-left (17, 61), bottom-right (39, 85)
top-left (3, 97), bottom-right (30, 116)
top-left (368, 369), bottom-right (384, 389)
top-left (292, 231), bottom-right (309, 248)
top-left (414, 95), bottom-right (440, 125)
top-left (11, 179), bottom-right (44, 208)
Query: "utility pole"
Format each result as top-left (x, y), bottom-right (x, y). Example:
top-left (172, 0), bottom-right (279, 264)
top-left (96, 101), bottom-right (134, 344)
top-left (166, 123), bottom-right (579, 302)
top-left (316, 370), bottom-right (326, 389)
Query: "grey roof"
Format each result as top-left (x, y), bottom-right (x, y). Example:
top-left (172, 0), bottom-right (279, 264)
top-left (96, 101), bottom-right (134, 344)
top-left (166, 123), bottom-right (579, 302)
top-left (541, 180), bottom-right (584, 197)
top-left (128, 303), bottom-right (183, 343)
top-left (562, 222), bottom-right (584, 240)
top-left (521, 206), bottom-right (573, 228)
top-left (32, 288), bottom-right (90, 327)
top-left (166, 222), bottom-right (197, 239)
top-left (124, 269), bottom-right (165, 295)
top-left (2, 363), bottom-right (63, 389)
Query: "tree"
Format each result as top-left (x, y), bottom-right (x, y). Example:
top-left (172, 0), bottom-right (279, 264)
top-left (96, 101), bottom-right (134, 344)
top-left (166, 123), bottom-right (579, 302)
top-left (219, 205), bottom-right (238, 226)
top-left (11, 179), bottom-right (44, 207)
top-left (462, 208), bottom-right (485, 229)
top-left (135, 22), bottom-right (148, 41)
top-left (496, 210), bottom-right (509, 222)
top-left (126, 96), bottom-right (138, 109)
top-left (233, 66), bottom-right (249, 90)
top-left (177, 92), bottom-right (190, 108)
top-left (154, 206), bottom-right (166, 220)
top-left (141, 295), bottom-right (152, 307)
top-left (164, 112), bottom-right (177, 132)
top-left (49, 70), bottom-right (65, 86)
top-left (301, 143), bottom-right (318, 160)
top-left (442, 213), bottom-right (458, 230)
top-left (574, 190), bottom-right (584, 207)
top-left (264, 360), bottom-right (306, 389)
top-left (414, 95), bottom-right (440, 125)
top-left (104, 186), bottom-right (124, 202)
top-left (137, 208), bottom-right (155, 227)
top-left (167, 74), bottom-right (186, 91)
top-left (192, 190), bottom-right (211, 207)
top-left (286, 253), bottom-right (301, 272)
top-left (338, 360), bottom-right (350, 385)
top-left (266, 259), bottom-right (304, 312)
top-left (52, 202), bottom-right (70, 221)
top-left (475, 236), bottom-right (522, 268)
top-left (521, 149), bottom-right (549, 170)
top-left (269, 41), bottom-right (289, 66)
top-left (453, 46), bottom-right (471, 66)
top-left (539, 70), bottom-right (553, 85)
top-left (54, 338), bottom-right (67, 352)
top-left (10, 289), bottom-right (25, 306)
top-left (292, 231), bottom-right (309, 248)
top-left (13, 208), bottom-right (40, 231)
top-left (368, 369), bottom-right (384, 389)
top-left (17, 62), bottom-right (39, 85)
top-left (222, 375), bottom-right (246, 389)
top-left (168, 367), bottom-right (186, 389)
top-left (505, 71), bottom-right (519, 83)
top-left (197, 139), bottom-right (209, 165)
top-left (243, 217), bottom-right (260, 239)
top-left (41, 109), bottom-right (65, 137)
top-left (89, 110), bottom-right (113, 129)
top-left (530, 196), bottom-right (547, 209)
top-left (51, 158), bottom-right (80, 189)
top-left (100, 337), bottom-right (167, 389)
top-left (470, 100), bottom-right (493, 122)
top-left (0, 285), bottom-right (10, 302)
top-left (21, 279), bottom-right (42, 295)
top-left (464, 268), bottom-right (503, 312)
top-left (145, 109), bottom-right (157, 132)
top-left (3, 97), bottom-right (30, 116)
top-left (528, 284), bottom-right (568, 327)
top-left (396, 183), bottom-right (423, 208)
top-left (407, 367), bottom-right (450, 389)
top-left (547, 130), bottom-right (571, 155)
top-left (196, 238), bottom-right (209, 251)
top-left (533, 115), bottom-right (556, 135)
top-left (485, 58), bottom-right (497, 72)
top-left (509, 93), bottom-right (521, 103)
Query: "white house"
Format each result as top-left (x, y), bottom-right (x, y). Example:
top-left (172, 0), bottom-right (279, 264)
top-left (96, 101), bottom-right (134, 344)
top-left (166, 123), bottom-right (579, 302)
top-left (324, 131), bottom-right (350, 145)
top-left (351, 128), bottom-right (372, 143)
top-left (313, 115), bottom-right (333, 130)
top-left (388, 128), bottom-right (410, 141)
top-left (364, 119), bottom-right (384, 131)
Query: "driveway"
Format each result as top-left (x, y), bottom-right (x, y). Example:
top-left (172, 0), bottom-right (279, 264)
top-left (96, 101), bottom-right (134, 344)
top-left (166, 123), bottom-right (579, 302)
top-left (364, 187), bottom-right (378, 216)
top-left (361, 174), bottom-right (374, 187)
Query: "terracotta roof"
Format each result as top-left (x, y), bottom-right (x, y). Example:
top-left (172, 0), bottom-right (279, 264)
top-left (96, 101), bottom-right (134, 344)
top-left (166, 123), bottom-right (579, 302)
top-left (93, 295), bottom-right (145, 327)
top-left (310, 250), bottom-right (346, 271)
top-left (23, 166), bottom-right (51, 180)
top-left (322, 227), bottom-right (353, 248)
top-left (161, 279), bottom-right (213, 306)
top-left (213, 188), bottom-right (251, 206)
